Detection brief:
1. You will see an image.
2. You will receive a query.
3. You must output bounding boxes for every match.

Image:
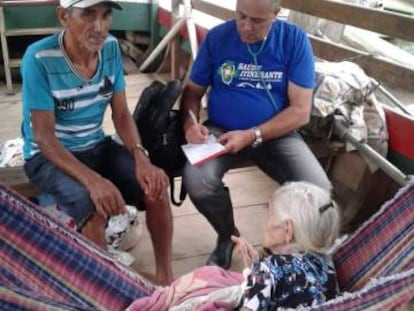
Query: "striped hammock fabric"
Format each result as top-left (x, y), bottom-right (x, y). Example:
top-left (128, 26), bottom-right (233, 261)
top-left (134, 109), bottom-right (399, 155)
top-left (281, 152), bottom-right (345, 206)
top-left (0, 184), bottom-right (155, 311)
top-left (333, 181), bottom-right (414, 292)
top-left (1, 182), bottom-right (414, 310)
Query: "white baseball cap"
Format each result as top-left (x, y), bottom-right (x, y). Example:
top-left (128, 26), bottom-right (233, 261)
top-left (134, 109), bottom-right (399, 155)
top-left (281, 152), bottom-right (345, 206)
top-left (60, 0), bottom-right (122, 10)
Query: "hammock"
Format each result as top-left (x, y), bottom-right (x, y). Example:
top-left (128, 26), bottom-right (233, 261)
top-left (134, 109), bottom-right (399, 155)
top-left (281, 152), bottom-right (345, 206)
top-left (0, 184), bottom-right (155, 311)
top-left (1, 182), bottom-right (413, 310)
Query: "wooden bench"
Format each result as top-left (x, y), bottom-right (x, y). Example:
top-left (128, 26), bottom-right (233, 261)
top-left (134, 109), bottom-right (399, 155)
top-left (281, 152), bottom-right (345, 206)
top-left (0, 166), bottom-right (38, 197)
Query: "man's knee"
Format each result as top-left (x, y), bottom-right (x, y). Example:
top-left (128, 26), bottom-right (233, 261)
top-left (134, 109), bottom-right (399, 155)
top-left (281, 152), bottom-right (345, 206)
top-left (309, 172), bottom-right (332, 193)
top-left (58, 184), bottom-right (95, 227)
top-left (183, 168), bottom-right (223, 201)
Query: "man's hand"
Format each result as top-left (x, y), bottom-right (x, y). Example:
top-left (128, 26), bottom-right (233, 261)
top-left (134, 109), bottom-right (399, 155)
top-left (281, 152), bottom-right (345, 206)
top-left (184, 122), bottom-right (209, 144)
top-left (232, 235), bottom-right (259, 268)
top-left (135, 160), bottom-right (169, 201)
top-left (87, 175), bottom-right (127, 219)
top-left (218, 129), bottom-right (254, 153)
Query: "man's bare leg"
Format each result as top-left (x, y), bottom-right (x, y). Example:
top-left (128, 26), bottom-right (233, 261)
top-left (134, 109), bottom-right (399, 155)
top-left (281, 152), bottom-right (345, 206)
top-left (144, 194), bottom-right (173, 285)
top-left (81, 212), bottom-right (107, 249)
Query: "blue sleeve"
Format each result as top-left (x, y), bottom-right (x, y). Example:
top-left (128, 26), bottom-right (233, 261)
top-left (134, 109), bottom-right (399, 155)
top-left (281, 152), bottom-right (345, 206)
top-left (288, 29), bottom-right (315, 89)
top-left (113, 39), bottom-right (126, 92)
top-left (189, 31), bottom-right (214, 87)
top-left (21, 47), bottom-right (55, 111)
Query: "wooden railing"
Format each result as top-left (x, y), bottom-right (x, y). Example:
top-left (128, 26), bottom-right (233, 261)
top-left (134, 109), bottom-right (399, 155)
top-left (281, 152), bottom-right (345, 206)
top-left (173, 0), bottom-right (414, 90)
top-left (0, 0), bottom-right (58, 6)
top-left (0, 0), bottom-right (61, 93)
top-left (0, 0), bottom-right (156, 93)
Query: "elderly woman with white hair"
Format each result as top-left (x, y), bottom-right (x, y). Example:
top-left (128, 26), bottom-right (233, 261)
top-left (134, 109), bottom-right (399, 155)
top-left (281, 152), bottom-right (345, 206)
top-left (233, 181), bottom-right (341, 310)
top-left (126, 181), bottom-right (341, 310)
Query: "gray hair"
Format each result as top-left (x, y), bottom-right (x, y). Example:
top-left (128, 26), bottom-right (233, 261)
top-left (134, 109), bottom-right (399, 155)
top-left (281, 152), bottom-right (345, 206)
top-left (238, 0), bottom-right (282, 12)
top-left (64, 7), bottom-right (75, 15)
top-left (271, 0), bottom-right (283, 11)
top-left (270, 181), bottom-right (340, 253)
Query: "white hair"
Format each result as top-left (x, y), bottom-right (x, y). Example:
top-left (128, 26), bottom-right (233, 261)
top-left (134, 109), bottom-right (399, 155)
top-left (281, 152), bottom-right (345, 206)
top-left (271, 0), bottom-right (283, 11)
top-left (238, 0), bottom-right (282, 12)
top-left (270, 181), bottom-right (340, 253)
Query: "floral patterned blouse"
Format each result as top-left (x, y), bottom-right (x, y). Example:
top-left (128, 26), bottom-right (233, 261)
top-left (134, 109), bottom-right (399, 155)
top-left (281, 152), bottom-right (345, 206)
top-left (239, 252), bottom-right (339, 310)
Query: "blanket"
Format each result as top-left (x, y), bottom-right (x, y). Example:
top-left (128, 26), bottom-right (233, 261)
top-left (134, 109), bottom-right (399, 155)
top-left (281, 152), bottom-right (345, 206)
top-left (126, 266), bottom-right (244, 311)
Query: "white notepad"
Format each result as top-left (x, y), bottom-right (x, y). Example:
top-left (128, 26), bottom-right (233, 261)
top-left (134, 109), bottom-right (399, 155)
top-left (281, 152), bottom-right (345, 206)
top-left (181, 134), bottom-right (226, 166)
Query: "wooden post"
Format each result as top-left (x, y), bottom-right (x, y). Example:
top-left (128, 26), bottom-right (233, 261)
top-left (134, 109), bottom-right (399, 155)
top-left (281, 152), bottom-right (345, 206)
top-left (170, 0), bottom-right (181, 79)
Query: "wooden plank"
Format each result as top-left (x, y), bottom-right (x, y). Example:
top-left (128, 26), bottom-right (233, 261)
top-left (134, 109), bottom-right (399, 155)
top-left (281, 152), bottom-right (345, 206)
top-left (192, 0), bottom-right (414, 42)
top-left (166, 1), bottom-right (414, 91)
top-left (191, 0), bottom-right (233, 21)
top-left (130, 203), bottom-right (267, 278)
top-left (5, 27), bottom-right (60, 36)
top-left (0, 166), bottom-right (39, 197)
top-left (0, 166), bottom-right (28, 186)
top-left (170, 167), bottom-right (275, 218)
top-left (0, 0), bottom-right (58, 7)
top-left (283, 0), bottom-right (414, 42)
top-left (310, 35), bottom-right (414, 90)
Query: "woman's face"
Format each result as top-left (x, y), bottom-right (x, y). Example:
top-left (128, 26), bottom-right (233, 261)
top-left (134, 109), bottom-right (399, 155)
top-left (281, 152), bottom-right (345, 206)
top-left (262, 204), bottom-right (288, 252)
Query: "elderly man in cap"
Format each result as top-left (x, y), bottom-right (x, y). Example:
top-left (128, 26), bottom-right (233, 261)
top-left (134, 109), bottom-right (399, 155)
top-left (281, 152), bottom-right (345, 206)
top-left (21, 0), bottom-right (173, 285)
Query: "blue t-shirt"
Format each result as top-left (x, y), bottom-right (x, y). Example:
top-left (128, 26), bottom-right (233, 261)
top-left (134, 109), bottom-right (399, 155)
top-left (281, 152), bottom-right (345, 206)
top-left (21, 31), bottom-right (125, 160)
top-left (190, 19), bottom-right (315, 130)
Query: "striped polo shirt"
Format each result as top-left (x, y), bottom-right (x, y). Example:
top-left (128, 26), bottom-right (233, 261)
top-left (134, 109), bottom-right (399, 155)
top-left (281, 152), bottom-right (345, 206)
top-left (21, 31), bottom-right (125, 160)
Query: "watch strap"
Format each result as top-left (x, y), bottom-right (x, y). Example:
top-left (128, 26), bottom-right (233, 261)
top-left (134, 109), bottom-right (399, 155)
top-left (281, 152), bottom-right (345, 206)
top-left (252, 127), bottom-right (263, 148)
top-left (131, 143), bottom-right (149, 157)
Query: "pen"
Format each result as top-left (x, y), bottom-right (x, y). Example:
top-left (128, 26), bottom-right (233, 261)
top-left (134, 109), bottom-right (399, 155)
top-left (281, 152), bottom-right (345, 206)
top-left (188, 109), bottom-right (198, 125)
top-left (188, 109), bottom-right (209, 144)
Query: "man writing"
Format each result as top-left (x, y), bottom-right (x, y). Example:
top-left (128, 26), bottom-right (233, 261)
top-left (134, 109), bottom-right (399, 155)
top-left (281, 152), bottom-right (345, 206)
top-left (21, 0), bottom-right (172, 285)
top-left (180, 0), bottom-right (331, 269)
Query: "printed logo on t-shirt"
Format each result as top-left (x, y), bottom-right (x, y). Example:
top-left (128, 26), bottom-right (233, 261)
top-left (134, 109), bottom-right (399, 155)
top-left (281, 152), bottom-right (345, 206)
top-left (219, 61), bottom-right (237, 85)
top-left (98, 76), bottom-right (114, 98)
top-left (56, 97), bottom-right (75, 111)
top-left (217, 60), bottom-right (284, 90)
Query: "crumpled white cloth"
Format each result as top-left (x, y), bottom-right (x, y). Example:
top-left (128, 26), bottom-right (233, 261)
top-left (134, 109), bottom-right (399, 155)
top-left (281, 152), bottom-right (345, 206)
top-left (43, 203), bottom-right (140, 266)
top-left (0, 138), bottom-right (24, 167)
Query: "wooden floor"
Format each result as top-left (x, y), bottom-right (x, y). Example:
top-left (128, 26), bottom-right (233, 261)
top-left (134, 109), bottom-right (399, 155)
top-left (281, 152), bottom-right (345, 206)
top-left (1, 73), bottom-right (413, 282)
top-left (2, 74), bottom-right (414, 311)
top-left (0, 73), bottom-right (276, 279)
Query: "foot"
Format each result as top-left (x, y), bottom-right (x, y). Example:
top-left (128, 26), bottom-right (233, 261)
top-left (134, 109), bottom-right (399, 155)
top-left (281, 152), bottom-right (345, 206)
top-left (138, 271), bottom-right (172, 286)
top-left (155, 273), bottom-right (173, 286)
top-left (206, 228), bottom-right (240, 270)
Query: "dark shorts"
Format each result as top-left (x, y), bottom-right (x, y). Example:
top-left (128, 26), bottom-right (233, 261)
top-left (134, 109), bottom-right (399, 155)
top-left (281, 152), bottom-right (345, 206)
top-left (24, 137), bottom-right (144, 227)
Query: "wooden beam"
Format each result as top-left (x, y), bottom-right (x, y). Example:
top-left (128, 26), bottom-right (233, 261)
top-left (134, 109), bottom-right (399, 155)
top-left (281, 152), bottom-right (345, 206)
top-left (283, 0), bottom-right (414, 42)
top-left (191, 0), bottom-right (233, 21)
top-left (0, 0), bottom-right (59, 7)
top-left (167, 1), bottom-right (414, 91)
top-left (310, 35), bottom-right (414, 90)
top-left (170, 0), bottom-right (181, 79)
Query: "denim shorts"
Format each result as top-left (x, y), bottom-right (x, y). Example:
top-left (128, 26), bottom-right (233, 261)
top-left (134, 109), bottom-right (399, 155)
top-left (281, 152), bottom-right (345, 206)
top-left (24, 137), bottom-right (144, 228)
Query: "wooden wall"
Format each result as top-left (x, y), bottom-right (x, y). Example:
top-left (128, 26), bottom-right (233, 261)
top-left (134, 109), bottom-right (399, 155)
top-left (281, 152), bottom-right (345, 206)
top-left (187, 0), bottom-right (414, 90)
top-left (0, 0), bottom-right (155, 32)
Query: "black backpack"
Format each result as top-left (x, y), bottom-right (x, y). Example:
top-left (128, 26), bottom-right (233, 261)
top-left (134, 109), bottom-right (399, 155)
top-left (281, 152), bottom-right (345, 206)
top-left (132, 80), bottom-right (187, 206)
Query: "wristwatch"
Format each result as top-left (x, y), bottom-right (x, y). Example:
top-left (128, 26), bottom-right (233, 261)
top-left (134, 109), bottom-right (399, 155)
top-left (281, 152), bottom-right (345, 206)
top-left (131, 143), bottom-right (149, 157)
top-left (251, 127), bottom-right (263, 148)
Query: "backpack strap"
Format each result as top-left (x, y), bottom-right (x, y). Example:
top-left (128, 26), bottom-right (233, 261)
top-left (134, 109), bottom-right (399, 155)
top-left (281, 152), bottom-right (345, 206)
top-left (169, 177), bottom-right (187, 207)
